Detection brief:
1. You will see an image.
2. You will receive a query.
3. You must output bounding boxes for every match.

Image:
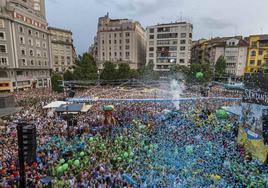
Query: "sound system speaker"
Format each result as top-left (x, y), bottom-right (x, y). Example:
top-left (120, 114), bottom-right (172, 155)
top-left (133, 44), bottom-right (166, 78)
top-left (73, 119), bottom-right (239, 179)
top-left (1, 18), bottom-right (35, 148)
top-left (17, 123), bottom-right (37, 164)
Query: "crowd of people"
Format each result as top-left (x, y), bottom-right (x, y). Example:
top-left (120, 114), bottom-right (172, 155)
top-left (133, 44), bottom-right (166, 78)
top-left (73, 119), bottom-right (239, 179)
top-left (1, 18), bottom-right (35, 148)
top-left (0, 84), bottom-right (264, 187)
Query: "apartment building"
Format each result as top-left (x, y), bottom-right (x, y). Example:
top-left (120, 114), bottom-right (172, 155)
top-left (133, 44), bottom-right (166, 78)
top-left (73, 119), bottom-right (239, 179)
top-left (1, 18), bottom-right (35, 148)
top-left (191, 36), bottom-right (248, 77)
top-left (0, 0), bottom-right (51, 92)
top-left (146, 22), bottom-right (193, 71)
top-left (96, 14), bottom-right (146, 70)
top-left (48, 27), bottom-right (76, 73)
top-left (245, 35), bottom-right (268, 73)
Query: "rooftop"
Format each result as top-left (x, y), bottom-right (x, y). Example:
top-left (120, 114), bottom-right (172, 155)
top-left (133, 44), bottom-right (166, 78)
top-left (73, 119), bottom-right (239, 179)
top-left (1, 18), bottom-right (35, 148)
top-left (48, 26), bottom-right (72, 34)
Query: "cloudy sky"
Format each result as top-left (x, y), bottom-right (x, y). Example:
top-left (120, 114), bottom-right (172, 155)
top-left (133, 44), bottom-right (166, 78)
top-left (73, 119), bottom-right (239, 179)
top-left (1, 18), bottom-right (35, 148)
top-left (46, 0), bottom-right (268, 55)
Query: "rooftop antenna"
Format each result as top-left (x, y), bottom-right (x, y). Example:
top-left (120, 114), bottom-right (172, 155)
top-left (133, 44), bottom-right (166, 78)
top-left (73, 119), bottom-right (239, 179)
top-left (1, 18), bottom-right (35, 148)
top-left (106, 12), bottom-right (109, 18)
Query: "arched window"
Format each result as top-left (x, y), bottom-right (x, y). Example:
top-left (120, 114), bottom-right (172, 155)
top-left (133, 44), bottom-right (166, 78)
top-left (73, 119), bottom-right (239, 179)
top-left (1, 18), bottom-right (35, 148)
top-left (251, 50), bottom-right (256, 56)
top-left (0, 71), bottom-right (8, 78)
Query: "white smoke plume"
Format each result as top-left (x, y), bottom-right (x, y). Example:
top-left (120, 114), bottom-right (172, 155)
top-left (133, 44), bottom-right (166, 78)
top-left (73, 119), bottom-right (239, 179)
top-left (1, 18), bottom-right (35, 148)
top-left (170, 79), bottom-right (185, 109)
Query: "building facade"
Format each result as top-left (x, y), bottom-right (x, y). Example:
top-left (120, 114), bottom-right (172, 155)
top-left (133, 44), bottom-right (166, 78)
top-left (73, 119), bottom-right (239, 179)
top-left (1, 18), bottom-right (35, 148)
top-left (191, 36), bottom-right (248, 77)
top-left (0, 0), bottom-right (51, 92)
top-left (95, 14), bottom-right (146, 70)
top-left (245, 35), bottom-right (268, 73)
top-left (146, 22), bottom-right (193, 71)
top-left (48, 27), bottom-right (76, 73)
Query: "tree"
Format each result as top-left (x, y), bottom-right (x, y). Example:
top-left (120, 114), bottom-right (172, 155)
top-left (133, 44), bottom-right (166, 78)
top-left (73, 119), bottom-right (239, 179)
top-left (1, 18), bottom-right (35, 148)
top-left (73, 53), bottom-right (98, 80)
top-left (188, 63), bottom-right (211, 83)
top-left (169, 64), bottom-right (190, 80)
top-left (116, 63), bottom-right (131, 79)
top-left (139, 62), bottom-right (159, 80)
top-left (100, 62), bottom-right (117, 80)
top-left (63, 70), bottom-right (73, 81)
top-left (215, 56), bottom-right (227, 80)
top-left (51, 73), bottom-right (63, 92)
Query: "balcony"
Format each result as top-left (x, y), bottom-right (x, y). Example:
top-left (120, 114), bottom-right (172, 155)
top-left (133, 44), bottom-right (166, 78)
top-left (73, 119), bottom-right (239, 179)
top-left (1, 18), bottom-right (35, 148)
top-left (264, 55), bottom-right (268, 59)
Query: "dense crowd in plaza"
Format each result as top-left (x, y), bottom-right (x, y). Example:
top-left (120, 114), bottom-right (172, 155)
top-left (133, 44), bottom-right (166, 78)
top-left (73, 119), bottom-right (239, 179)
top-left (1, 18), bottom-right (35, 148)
top-left (1, 85), bottom-right (265, 187)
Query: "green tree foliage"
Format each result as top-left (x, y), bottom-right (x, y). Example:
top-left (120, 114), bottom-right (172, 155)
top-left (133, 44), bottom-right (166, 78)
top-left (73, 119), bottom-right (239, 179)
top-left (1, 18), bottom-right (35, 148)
top-left (138, 62), bottom-right (159, 80)
top-left (188, 63), bottom-right (211, 83)
top-left (73, 53), bottom-right (98, 80)
top-left (63, 70), bottom-right (73, 81)
top-left (215, 56), bottom-right (227, 79)
top-left (100, 62), bottom-right (117, 80)
top-left (51, 73), bottom-right (63, 92)
top-left (170, 64), bottom-right (190, 80)
top-left (116, 63), bottom-right (131, 79)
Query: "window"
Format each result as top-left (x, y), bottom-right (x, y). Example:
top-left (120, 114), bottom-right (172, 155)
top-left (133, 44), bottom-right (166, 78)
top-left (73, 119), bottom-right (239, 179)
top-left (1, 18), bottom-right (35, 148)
top-left (125, 32), bottom-right (130, 37)
top-left (114, 40), bottom-right (117, 44)
top-left (180, 46), bottom-right (186, 51)
top-left (149, 28), bottom-right (154, 33)
top-left (36, 50), bottom-right (41, 57)
top-left (109, 52), bottom-right (111, 57)
top-left (0, 32), bottom-right (5, 40)
top-left (119, 46), bottom-right (122, 50)
top-left (19, 36), bottom-right (25, 44)
top-left (149, 47), bottom-right (154, 51)
top-left (29, 49), bottom-right (34, 56)
top-left (157, 27), bottom-right (170, 32)
top-left (0, 45), bottom-right (6, 53)
top-left (114, 33), bottom-right (117, 37)
top-left (126, 52), bottom-right (130, 56)
top-left (35, 31), bottom-right (39, 37)
top-left (181, 33), bottom-right (186, 38)
top-left (126, 39), bottom-right (130, 43)
top-left (109, 40), bottom-right (111, 44)
top-left (102, 52), bottom-right (105, 57)
top-left (42, 34), bottom-right (46, 39)
top-left (257, 60), bottom-right (262, 66)
top-left (61, 56), bottom-right (65, 65)
top-left (157, 33), bottom-right (178, 39)
top-left (28, 38), bottom-right (33, 46)
top-left (67, 56), bottom-right (71, 64)
top-left (42, 42), bottom-right (46, 49)
top-left (28, 29), bottom-right (32, 35)
top-left (21, 59), bottom-right (27, 66)
top-left (38, 60), bottom-right (42, 66)
top-left (149, 53), bottom-right (154, 57)
top-left (180, 59), bottom-right (185, 64)
top-left (189, 33), bottom-right (192, 38)
top-left (19, 26), bottom-right (23, 33)
top-left (251, 50), bottom-right (256, 56)
top-left (56, 68), bottom-right (59, 72)
top-left (170, 46), bottom-right (177, 51)
top-left (259, 50), bottom-right (263, 55)
top-left (0, 58), bottom-right (8, 66)
top-left (114, 52), bottom-right (117, 56)
top-left (44, 61), bottom-right (47, 66)
top-left (180, 40), bottom-right (186, 44)
top-left (149, 35), bottom-right (154, 39)
top-left (30, 60), bottom-right (34, 66)
top-left (43, 51), bottom-right (47, 58)
top-left (21, 49), bottom-right (26, 55)
top-left (0, 19), bottom-right (4, 28)
top-left (250, 60), bottom-right (255, 65)
top-left (125, 45), bottom-right (130, 50)
top-left (119, 40), bottom-right (122, 44)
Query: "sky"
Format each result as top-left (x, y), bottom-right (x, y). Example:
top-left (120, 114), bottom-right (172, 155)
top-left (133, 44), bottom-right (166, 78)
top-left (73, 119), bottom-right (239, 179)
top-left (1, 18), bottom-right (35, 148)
top-left (46, 0), bottom-right (268, 55)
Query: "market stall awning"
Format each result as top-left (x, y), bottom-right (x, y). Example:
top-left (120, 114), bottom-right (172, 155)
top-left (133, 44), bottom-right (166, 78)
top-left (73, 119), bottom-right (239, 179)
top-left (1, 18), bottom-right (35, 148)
top-left (43, 101), bottom-right (67, 109)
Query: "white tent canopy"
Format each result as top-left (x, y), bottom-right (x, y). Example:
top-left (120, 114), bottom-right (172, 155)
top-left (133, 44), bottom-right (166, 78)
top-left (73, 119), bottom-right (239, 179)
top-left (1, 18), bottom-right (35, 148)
top-left (43, 101), bottom-right (67, 109)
